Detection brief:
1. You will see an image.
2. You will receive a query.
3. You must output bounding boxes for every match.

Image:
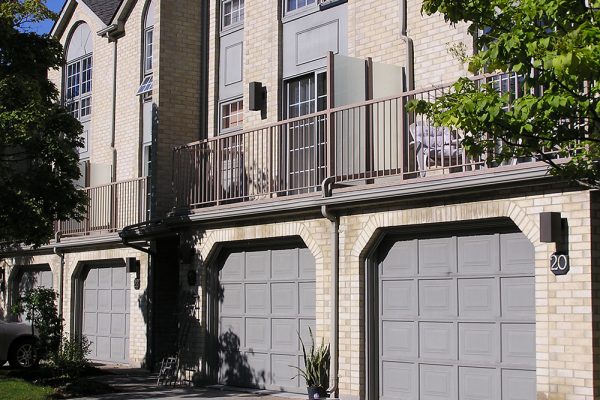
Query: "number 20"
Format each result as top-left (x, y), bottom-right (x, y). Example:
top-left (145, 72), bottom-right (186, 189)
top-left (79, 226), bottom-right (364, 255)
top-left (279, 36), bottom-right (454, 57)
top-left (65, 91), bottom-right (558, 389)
top-left (550, 254), bottom-right (568, 271)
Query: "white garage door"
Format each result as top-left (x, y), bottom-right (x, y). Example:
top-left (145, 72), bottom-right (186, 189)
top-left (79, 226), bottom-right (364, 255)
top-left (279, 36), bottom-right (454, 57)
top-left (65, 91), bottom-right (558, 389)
top-left (219, 247), bottom-right (316, 393)
top-left (379, 232), bottom-right (536, 400)
top-left (82, 264), bottom-right (130, 364)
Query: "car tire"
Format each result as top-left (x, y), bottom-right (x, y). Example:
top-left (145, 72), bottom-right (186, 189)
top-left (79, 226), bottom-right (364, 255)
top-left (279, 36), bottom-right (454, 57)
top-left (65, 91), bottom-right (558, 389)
top-left (8, 338), bottom-right (38, 369)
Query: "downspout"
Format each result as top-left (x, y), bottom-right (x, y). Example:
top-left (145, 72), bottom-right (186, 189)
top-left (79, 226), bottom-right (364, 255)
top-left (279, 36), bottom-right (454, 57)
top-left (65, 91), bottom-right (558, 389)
top-left (321, 177), bottom-right (338, 397)
top-left (400, 0), bottom-right (415, 91)
top-left (110, 38), bottom-right (118, 180)
top-left (53, 247), bottom-right (64, 318)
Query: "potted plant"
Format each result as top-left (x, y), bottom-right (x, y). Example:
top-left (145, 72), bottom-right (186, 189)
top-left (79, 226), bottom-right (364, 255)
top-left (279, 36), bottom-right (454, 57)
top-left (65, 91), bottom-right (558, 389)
top-left (293, 327), bottom-right (330, 399)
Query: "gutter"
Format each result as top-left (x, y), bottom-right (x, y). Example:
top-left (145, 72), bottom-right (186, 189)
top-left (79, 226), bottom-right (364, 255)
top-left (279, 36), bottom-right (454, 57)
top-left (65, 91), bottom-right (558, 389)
top-left (321, 177), bottom-right (339, 398)
top-left (53, 247), bottom-right (64, 317)
top-left (400, 0), bottom-right (415, 90)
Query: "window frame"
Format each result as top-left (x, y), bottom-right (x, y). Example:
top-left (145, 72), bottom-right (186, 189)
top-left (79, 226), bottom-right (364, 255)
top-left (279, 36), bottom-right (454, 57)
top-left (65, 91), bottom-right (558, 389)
top-left (221, 0), bottom-right (245, 31)
top-left (143, 26), bottom-right (154, 75)
top-left (282, 0), bottom-right (318, 19)
top-left (219, 98), bottom-right (244, 134)
top-left (65, 54), bottom-right (93, 123)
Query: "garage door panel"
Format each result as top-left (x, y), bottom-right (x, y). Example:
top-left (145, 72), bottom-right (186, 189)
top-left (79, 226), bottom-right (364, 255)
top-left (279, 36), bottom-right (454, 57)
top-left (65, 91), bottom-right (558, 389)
top-left (299, 248), bottom-right (315, 278)
top-left (420, 364), bottom-right (456, 400)
top-left (419, 280), bottom-right (456, 318)
top-left (111, 313), bottom-right (126, 335)
top-left (110, 337), bottom-right (125, 360)
top-left (221, 317), bottom-right (243, 343)
top-left (246, 251), bottom-right (270, 280)
top-left (459, 323), bottom-right (499, 363)
top-left (272, 249), bottom-right (298, 280)
top-left (458, 235), bottom-right (499, 274)
top-left (271, 283), bottom-right (297, 315)
top-left (84, 289), bottom-right (97, 309)
top-left (501, 324), bottom-right (536, 367)
top-left (85, 268), bottom-right (98, 286)
top-left (98, 267), bottom-right (111, 287)
top-left (83, 312), bottom-right (97, 334)
top-left (382, 321), bottom-right (417, 359)
top-left (299, 319), bottom-right (315, 351)
top-left (245, 351), bottom-right (269, 387)
top-left (246, 284), bottom-right (269, 314)
top-left (381, 240), bottom-right (418, 278)
top-left (381, 361), bottom-right (417, 399)
top-left (501, 233), bottom-right (534, 274)
top-left (246, 318), bottom-right (269, 351)
top-left (40, 270), bottom-right (54, 288)
top-left (418, 237), bottom-right (457, 276)
top-left (299, 282), bottom-right (315, 316)
top-left (382, 280), bottom-right (416, 318)
top-left (271, 354), bottom-right (298, 388)
top-left (98, 289), bottom-right (111, 311)
top-left (459, 367), bottom-right (498, 400)
top-left (458, 278), bottom-right (499, 318)
top-left (271, 319), bottom-right (297, 351)
top-left (112, 267), bottom-right (127, 288)
top-left (221, 284), bottom-right (244, 315)
top-left (222, 253), bottom-right (244, 281)
top-left (501, 277), bottom-right (535, 319)
top-left (96, 336), bottom-right (110, 359)
top-left (111, 288), bottom-right (126, 311)
top-left (501, 369), bottom-right (536, 400)
top-left (419, 322), bottom-right (456, 361)
top-left (97, 313), bottom-right (111, 335)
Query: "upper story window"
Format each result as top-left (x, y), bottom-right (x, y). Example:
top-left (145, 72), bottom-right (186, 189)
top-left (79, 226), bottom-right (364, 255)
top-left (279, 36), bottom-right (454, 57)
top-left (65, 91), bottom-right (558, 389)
top-left (220, 99), bottom-right (244, 132)
top-left (65, 23), bottom-right (93, 122)
top-left (286, 0), bottom-right (315, 13)
top-left (222, 0), bottom-right (244, 29)
top-left (138, 0), bottom-right (155, 96)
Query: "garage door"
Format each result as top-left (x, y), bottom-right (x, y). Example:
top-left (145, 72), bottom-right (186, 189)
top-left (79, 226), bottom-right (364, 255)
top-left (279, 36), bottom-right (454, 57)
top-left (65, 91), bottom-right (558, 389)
top-left (83, 264), bottom-right (130, 364)
top-left (16, 267), bottom-right (53, 321)
top-left (219, 247), bottom-right (316, 393)
top-left (378, 232), bottom-right (536, 400)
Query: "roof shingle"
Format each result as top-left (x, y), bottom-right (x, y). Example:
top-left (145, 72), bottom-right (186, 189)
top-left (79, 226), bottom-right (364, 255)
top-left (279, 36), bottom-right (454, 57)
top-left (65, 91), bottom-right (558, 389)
top-left (80, 0), bottom-right (123, 25)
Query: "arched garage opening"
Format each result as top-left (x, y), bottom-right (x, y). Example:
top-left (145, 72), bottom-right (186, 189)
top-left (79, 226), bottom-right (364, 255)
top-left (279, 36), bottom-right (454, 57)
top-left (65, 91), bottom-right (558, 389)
top-left (366, 218), bottom-right (536, 400)
top-left (72, 259), bottom-right (130, 364)
top-left (8, 264), bottom-right (53, 321)
top-left (205, 237), bottom-right (316, 394)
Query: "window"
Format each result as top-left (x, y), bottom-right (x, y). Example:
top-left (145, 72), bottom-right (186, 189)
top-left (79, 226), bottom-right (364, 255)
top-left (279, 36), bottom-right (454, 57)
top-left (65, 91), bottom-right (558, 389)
top-left (220, 99), bottom-right (244, 132)
top-left (144, 27), bottom-right (153, 73)
top-left (286, 0), bottom-right (316, 13)
top-left (285, 72), bottom-right (327, 192)
top-left (65, 55), bottom-right (93, 120)
top-left (222, 0), bottom-right (244, 29)
top-left (138, 0), bottom-right (155, 96)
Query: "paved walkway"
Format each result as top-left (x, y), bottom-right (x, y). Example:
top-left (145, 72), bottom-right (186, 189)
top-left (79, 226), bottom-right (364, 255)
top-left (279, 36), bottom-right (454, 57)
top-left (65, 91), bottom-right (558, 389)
top-left (73, 368), bottom-right (306, 400)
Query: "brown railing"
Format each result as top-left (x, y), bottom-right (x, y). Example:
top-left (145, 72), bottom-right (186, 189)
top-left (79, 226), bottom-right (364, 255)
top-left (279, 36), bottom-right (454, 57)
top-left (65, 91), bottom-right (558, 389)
top-left (173, 73), bottom-right (566, 209)
top-left (56, 177), bottom-right (148, 237)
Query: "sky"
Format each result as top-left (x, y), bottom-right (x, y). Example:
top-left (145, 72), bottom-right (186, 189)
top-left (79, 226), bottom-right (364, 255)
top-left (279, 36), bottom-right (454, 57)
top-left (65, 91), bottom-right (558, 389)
top-left (26, 0), bottom-right (65, 35)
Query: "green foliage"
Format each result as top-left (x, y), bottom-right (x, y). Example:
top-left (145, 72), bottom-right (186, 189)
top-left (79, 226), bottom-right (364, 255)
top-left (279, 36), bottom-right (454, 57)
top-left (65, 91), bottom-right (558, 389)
top-left (11, 288), bottom-right (62, 360)
top-left (0, 0), bottom-right (86, 249)
top-left (50, 336), bottom-right (91, 378)
top-left (0, 376), bottom-right (54, 400)
top-left (411, 0), bottom-right (600, 187)
top-left (292, 327), bottom-right (330, 391)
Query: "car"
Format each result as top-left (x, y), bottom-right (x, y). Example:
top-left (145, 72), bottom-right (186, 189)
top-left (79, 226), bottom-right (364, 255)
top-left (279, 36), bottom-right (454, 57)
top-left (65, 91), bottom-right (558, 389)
top-left (0, 320), bottom-right (38, 368)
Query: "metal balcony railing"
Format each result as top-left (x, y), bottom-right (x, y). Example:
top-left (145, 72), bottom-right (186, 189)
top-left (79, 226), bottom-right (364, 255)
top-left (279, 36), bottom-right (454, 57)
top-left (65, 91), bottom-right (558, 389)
top-left (56, 177), bottom-right (148, 237)
top-left (173, 73), bottom-right (571, 210)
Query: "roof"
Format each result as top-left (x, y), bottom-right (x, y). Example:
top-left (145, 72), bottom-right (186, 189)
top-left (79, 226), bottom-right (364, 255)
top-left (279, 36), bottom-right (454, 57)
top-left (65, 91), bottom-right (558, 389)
top-left (80, 0), bottom-right (123, 25)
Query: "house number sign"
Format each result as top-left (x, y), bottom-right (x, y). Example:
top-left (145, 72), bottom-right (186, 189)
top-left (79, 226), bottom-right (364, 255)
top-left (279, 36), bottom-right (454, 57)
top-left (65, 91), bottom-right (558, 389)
top-left (550, 252), bottom-right (569, 275)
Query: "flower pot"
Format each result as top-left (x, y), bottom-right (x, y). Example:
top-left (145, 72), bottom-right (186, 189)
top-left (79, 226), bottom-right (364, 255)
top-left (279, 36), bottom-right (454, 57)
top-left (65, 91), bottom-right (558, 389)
top-left (307, 386), bottom-right (327, 399)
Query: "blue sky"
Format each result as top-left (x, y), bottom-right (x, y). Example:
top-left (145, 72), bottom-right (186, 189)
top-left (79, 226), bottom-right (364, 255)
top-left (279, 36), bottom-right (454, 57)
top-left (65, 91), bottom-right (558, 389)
top-left (27, 0), bottom-right (65, 35)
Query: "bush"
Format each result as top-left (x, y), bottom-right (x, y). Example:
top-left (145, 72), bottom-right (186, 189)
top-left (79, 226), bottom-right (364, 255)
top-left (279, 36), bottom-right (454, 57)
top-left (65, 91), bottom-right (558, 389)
top-left (50, 336), bottom-right (91, 378)
top-left (11, 288), bottom-right (62, 360)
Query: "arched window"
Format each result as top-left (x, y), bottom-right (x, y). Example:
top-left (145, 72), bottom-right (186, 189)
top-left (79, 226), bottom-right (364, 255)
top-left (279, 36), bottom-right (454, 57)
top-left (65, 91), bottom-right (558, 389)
top-left (138, 0), bottom-right (155, 96)
top-left (65, 23), bottom-right (93, 122)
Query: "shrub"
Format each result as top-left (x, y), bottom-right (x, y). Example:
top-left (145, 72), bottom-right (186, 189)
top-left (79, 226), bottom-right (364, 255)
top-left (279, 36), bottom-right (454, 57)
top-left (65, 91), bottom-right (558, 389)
top-left (51, 336), bottom-right (91, 378)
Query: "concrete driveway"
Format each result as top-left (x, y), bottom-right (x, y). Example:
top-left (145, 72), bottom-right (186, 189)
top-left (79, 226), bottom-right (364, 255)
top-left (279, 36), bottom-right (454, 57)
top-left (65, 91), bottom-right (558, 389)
top-left (72, 368), bottom-right (306, 400)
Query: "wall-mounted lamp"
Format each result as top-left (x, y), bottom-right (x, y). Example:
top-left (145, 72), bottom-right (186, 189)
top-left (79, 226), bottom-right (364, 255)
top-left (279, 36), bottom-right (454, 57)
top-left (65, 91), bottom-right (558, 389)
top-left (0, 267), bottom-right (5, 294)
top-left (126, 257), bottom-right (141, 290)
top-left (187, 269), bottom-right (197, 286)
top-left (540, 212), bottom-right (570, 275)
top-left (249, 81), bottom-right (266, 112)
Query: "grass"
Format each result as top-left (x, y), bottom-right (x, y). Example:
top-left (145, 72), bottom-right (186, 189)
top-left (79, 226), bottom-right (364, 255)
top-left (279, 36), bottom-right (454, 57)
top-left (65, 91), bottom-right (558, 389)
top-left (0, 376), bottom-right (54, 400)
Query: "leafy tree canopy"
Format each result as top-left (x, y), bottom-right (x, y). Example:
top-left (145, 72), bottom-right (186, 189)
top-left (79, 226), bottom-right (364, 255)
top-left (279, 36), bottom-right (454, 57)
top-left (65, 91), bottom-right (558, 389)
top-left (0, 0), bottom-right (85, 249)
top-left (411, 0), bottom-right (600, 187)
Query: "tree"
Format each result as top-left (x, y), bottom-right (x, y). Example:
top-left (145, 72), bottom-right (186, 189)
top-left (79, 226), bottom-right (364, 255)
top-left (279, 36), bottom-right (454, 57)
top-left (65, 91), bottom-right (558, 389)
top-left (0, 0), bottom-right (86, 249)
top-left (410, 0), bottom-right (600, 187)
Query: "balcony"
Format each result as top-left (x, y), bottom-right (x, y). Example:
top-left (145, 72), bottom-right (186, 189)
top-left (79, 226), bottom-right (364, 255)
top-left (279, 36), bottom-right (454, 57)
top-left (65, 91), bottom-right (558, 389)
top-left (55, 177), bottom-right (148, 238)
top-left (173, 73), bottom-right (567, 212)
